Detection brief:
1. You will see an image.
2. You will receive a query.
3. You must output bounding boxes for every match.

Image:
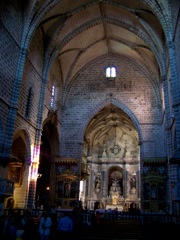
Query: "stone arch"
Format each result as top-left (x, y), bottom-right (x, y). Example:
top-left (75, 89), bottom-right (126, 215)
top-left (9, 128), bottom-right (32, 208)
top-left (36, 117), bottom-right (60, 208)
top-left (12, 127), bottom-right (31, 165)
top-left (42, 115), bottom-right (60, 154)
top-left (78, 98), bottom-right (143, 145)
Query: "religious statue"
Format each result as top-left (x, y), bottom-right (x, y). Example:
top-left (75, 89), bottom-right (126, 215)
top-left (130, 175), bottom-right (136, 194)
top-left (112, 196), bottom-right (117, 205)
top-left (95, 175), bottom-right (101, 193)
top-left (64, 182), bottom-right (70, 197)
top-left (109, 178), bottom-right (121, 204)
top-left (112, 178), bottom-right (120, 191)
top-left (110, 179), bottom-right (119, 205)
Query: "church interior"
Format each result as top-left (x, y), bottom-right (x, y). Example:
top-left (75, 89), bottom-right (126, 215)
top-left (0, 0), bottom-right (180, 216)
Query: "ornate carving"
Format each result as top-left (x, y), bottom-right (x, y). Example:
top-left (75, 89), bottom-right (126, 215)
top-left (110, 144), bottom-right (121, 155)
top-left (95, 173), bottom-right (101, 194)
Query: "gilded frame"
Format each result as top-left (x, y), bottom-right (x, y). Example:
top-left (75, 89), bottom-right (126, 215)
top-left (8, 162), bottom-right (23, 187)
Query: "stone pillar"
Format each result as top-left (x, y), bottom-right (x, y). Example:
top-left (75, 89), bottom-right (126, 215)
top-left (27, 180), bottom-right (36, 209)
top-left (124, 170), bottom-right (129, 199)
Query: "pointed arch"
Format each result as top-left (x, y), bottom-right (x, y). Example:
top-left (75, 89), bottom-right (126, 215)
top-left (78, 98), bottom-right (143, 144)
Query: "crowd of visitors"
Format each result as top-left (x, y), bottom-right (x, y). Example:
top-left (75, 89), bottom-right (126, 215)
top-left (2, 209), bottom-right (37, 240)
top-left (1, 206), bottom-right (124, 240)
top-left (1, 206), bottom-right (97, 240)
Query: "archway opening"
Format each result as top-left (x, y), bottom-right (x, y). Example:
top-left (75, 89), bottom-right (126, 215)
top-left (81, 104), bottom-right (140, 211)
top-left (36, 128), bottom-right (52, 209)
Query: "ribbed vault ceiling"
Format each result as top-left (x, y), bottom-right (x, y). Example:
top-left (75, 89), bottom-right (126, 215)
top-left (85, 104), bottom-right (138, 145)
top-left (84, 104), bottom-right (139, 159)
top-left (35, 0), bottom-right (165, 88)
top-left (27, 0), bottom-right (167, 150)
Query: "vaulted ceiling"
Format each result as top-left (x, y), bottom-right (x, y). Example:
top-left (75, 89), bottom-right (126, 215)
top-left (33, 0), bottom-right (166, 87)
top-left (27, 0), bottom-right (168, 152)
top-left (84, 104), bottom-right (139, 160)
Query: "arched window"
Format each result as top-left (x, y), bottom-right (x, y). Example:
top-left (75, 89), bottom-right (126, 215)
top-left (50, 83), bottom-right (60, 110)
top-left (106, 67), bottom-right (116, 78)
top-left (50, 85), bottom-right (55, 109)
top-left (25, 87), bottom-right (33, 119)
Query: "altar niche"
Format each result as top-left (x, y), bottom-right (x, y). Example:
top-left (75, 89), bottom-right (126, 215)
top-left (57, 180), bottom-right (77, 198)
top-left (55, 157), bottom-right (79, 209)
top-left (105, 169), bottom-right (124, 210)
top-left (108, 170), bottom-right (123, 198)
top-left (57, 179), bottom-right (78, 208)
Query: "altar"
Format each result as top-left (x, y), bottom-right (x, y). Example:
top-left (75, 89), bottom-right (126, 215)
top-left (105, 193), bottom-right (125, 211)
top-left (105, 177), bottom-right (125, 211)
top-left (106, 204), bottom-right (124, 211)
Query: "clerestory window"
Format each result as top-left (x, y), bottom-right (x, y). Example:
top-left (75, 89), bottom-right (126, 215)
top-left (50, 85), bottom-right (55, 109)
top-left (106, 67), bottom-right (116, 78)
top-left (25, 87), bottom-right (33, 119)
